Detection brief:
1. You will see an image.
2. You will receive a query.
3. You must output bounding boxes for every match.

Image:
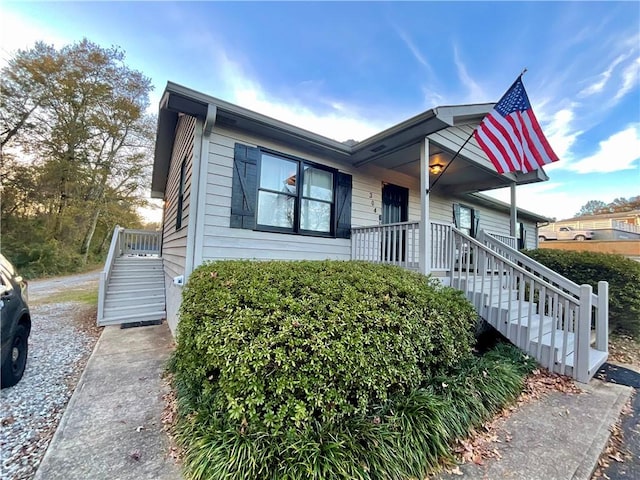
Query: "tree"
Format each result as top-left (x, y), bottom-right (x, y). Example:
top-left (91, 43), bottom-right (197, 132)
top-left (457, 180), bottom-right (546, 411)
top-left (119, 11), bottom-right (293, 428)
top-left (575, 196), bottom-right (640, 218)
top-left (1, 39), bottom-right (154, 270)
top-left (575, 200), bottom-right (608, 217)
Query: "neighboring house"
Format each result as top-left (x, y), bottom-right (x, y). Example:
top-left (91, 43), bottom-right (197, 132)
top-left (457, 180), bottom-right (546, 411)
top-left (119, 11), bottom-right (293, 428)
top-left (97, 82), bottom-right (609, 384)
top-left (546, 210), bottom-right (640, 240)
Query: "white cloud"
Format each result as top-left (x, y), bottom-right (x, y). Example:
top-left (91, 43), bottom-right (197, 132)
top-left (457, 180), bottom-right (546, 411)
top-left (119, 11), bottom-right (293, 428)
top-left (542, 107), bottom-right (582, 171)
top-left (614, 56), bottom-right (640, 101)
top-left (579, 54), bottom-right (628, 97)
top-left (568, 125), bottom-right (640, 174)
top-left (202, 44), bottom-right (386, 142)
top-left (395, 26), bottom-right (433, 73)
top-left (452, 45), bottom-right (486, 102)
top-left (484, 182), bottom-right (628, 222)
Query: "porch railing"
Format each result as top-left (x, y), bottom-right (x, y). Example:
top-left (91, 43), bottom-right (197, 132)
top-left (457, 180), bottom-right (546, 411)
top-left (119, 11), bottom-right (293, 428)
top-left (98, 225), bottom-right (123, 324)
top-left (119, 229), bottom-right (162, 256)
top-left (478, 230), bottom-right (609, 353)
top-left (485, 231), bottom-right (517, 249)
top-left (351, 221), bottom-right (419, 270)
top-left (97, 227), bottom-right (162, 324)
top-left (430, 221), bottom-right (453, 271)
top-left (453, 228), bottom-right (607, 383)
top-left (350, 222), bottom-right (608, 382)
top-left (351, 221), bottom-right (456, 271)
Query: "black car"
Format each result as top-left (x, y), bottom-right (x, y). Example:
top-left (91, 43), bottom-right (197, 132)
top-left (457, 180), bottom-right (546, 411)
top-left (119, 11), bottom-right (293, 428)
top-left (1, 254), bottom-right (31, 388)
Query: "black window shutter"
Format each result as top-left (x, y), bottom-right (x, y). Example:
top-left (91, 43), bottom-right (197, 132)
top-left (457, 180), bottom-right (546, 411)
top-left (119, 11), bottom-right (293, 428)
top-left (473, 209), bottom-right (480, 237)
top-left (335, 172), bottom-right (352, 239)
top-left (230, 143), bottom-right (259, 229)
top-left (453, 204), bottom-right (461, 228)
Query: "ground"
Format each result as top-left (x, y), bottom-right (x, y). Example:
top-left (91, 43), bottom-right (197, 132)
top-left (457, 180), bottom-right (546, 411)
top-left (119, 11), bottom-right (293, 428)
top-left (592, 335), bottom-right (640, 480)
top-left (0, 271), bottom-right (102, 480)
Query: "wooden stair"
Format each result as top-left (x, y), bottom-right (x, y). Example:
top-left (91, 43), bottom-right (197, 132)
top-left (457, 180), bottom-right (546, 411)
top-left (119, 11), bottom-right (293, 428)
top-left (453, 274), bottom-right (608, 380)
top-left (99, 256), bottom-right (166, 326)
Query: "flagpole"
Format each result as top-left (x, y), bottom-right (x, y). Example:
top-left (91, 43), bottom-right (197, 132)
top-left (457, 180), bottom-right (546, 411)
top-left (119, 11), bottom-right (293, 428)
top-left (427, 133), bottom-right (473, 193)
top-left (428, 68), bottom-right (528, 193)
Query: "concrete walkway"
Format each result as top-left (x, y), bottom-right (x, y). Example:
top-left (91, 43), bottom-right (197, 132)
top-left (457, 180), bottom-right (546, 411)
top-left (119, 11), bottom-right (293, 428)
top-left (436, 379), bottom-right (632, 480)
top-left (36, 323), bottom-right (633, 480)
top-left (34, 323), bottom-right (180, 480)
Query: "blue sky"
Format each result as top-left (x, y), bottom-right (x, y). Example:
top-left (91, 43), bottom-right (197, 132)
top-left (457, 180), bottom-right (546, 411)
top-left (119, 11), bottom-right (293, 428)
top-left (1, 1), bottom-right (638, 222)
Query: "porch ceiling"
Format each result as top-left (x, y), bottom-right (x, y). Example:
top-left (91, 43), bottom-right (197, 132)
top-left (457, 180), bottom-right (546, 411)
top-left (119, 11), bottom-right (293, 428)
top-left (363, 131), bottom-right (548, 195)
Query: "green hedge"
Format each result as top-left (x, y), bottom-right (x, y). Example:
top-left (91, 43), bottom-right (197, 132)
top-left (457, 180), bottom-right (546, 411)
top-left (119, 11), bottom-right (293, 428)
top-left (171, 260), bottom-right (478, 436)
top-left (172, 343), bottom-right (535, 480)
top-left (522, 249), bottom-right (640, 337)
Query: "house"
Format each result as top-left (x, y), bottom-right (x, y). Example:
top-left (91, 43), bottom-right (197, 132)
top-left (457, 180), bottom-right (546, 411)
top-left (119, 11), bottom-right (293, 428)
top-left (545, 210), bottom-right (640, 240)
top-left (97, 82), bottom-right (609, 383)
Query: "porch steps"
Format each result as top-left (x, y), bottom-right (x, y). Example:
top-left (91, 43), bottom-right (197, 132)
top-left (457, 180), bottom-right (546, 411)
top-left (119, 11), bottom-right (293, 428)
top-left (100, 256), bottom-right (166, 326)
top-left (452, 275), bottom-right (606, 379)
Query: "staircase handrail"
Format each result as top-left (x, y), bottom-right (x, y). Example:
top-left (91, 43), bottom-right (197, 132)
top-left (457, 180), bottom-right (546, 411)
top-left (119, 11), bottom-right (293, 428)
top-left (98, 225), bottom-right (123, 323)
top-left (480, 230), bottom-right (598, 304)
top-left (452, 227), bottom-right (578, 303)
top-left (452, 227), bottom-right (604, 382)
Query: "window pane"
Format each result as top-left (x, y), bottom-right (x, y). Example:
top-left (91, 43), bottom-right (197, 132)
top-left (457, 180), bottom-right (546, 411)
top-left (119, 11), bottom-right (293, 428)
top-left (260, 154), bottom-right (297, 194)
top-left (301, 199), bottom-right (331, 232)
top-left (459, 207), bottom-right (472, 229)
top-left (303, 167), bottom-right (333, 201)
top-left (257, 191), bottom-right (294, 228)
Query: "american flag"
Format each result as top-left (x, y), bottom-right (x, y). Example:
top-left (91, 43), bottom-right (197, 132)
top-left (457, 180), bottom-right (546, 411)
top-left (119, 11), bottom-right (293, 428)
top-left (474, 77), bottom-right (559, 174)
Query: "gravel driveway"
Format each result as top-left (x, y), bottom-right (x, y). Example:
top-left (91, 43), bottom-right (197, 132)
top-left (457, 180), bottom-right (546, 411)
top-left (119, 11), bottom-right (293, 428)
top-left (0, 271), bottom-right (102, 480)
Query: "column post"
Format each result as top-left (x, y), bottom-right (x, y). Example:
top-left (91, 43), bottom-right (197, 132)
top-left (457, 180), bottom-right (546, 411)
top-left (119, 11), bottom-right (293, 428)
top-left (419, 137), bottom-right (430, 275)
top-left (510, 182), bottom-right (517, 238)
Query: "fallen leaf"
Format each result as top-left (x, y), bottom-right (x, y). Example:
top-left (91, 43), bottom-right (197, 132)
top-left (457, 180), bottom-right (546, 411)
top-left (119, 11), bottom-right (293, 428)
top-left (450, 466), bottom-right (463, 476)
top-left (608, 452), bottom-right (624, 463)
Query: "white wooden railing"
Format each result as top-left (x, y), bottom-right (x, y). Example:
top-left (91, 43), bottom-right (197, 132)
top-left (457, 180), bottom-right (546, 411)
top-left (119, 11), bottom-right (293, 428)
top-left (120, 229), bottom-right (162, 255)
top-left (352, 221), bottom-right (420, 270)
top-left (485, 231), bottom-right (518, 249)
top-left (350, 222), bottom-right (608, 382)
top-left (98, 225), bottom-right (123, 324)
top-left (351, 221), bottom-right (456, 271)
top-left (430, 221), bottom-right (453, 271)
top-left (478, 230), bottom-right (609, 353)
top-left (97, 227), bottom-right (162, 324)
top-left (453, 228), bottom-right (607, 382)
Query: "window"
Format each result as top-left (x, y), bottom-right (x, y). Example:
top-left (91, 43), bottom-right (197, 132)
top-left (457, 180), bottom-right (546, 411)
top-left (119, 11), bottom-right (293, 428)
top-left (230, 143), bottom-right (352, 238)
top-left (176, 158), bottom-right (186, 231)
top-left (256, 153), bottom-right (335, 234)
top-left (453, 203), bottom-right (480, 238)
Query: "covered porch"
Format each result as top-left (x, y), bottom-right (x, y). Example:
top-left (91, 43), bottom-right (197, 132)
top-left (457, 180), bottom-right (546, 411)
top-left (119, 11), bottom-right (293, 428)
top-left (348, 106), bottom-right (548, 276)
top-left (347, 114), bottom-right (608, 383)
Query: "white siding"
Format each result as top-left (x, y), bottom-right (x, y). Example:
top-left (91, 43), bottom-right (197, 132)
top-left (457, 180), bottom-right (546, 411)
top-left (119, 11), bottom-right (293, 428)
top-left (162, 114), bottom-right (196, 279)
top-left (203, 126), bottom-right (538, 263)
top-left (203, 127), bottom-right (424, 262)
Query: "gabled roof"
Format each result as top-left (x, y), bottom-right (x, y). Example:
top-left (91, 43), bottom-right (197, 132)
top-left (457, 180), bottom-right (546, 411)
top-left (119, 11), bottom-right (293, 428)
top-left (152, 82), bottom-right (548, 198)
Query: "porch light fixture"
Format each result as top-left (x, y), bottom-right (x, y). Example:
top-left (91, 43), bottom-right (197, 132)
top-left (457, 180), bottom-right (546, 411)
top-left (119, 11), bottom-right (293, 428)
top-left (429, 163), bottom-right (444, 175)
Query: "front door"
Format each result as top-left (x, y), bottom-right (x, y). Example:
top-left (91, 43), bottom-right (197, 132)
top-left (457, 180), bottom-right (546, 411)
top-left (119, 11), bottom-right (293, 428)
top-left (382, 184), bottom-right (408, 225)
top-left (381, 184), bottom-right (409, 262)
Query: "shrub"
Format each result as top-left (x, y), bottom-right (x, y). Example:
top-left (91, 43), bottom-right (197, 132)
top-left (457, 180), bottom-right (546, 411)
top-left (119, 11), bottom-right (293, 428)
top-left (3, 239), bottom-right (85, 278)
top-left (522, 249), bottom-right (640, 337)
top-left (172, 342), bottom-right (534, 480)
top-left (172, 260), bottom-right (478, 437)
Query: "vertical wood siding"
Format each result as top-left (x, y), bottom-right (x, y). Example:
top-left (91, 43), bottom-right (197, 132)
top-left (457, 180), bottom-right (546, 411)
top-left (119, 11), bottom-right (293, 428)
top-left (161, 114), bottom-right (196, 278)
